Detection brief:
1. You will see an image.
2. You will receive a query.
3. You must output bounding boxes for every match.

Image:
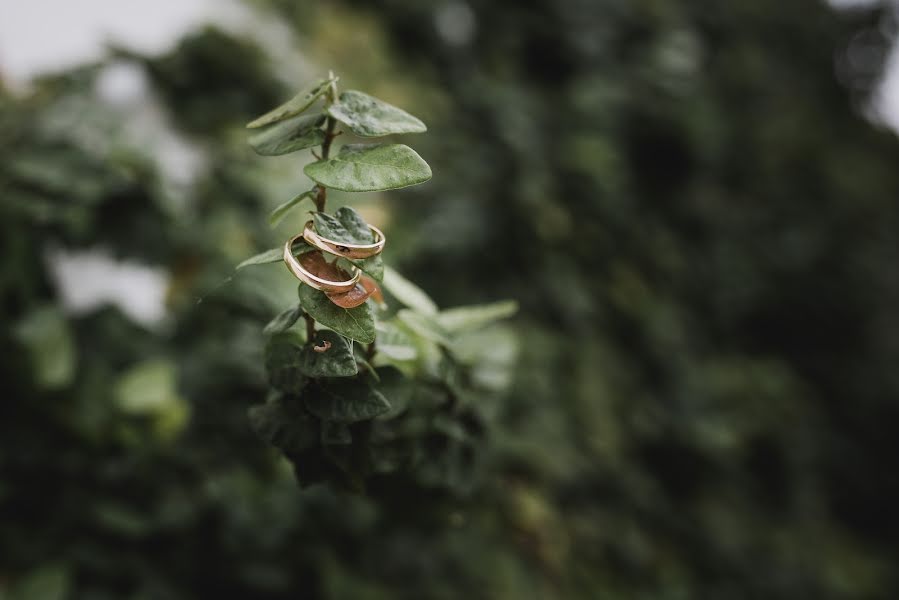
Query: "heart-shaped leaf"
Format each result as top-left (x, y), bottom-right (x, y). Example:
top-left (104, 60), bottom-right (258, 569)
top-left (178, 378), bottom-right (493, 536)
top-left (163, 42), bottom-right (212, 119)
top-left (264, 331), bottom-right (307, 394)
top-left (246, 77), bottom-right (333, 128)
top-left (326, 276), bottom-right (379, 309)
top-left (298, 330), bottom-right (357, 378)
top-left (298, 284), bottom-right (375, 344)
top-left (304, 378), bottom-right (391, 423)
top-left (327, 90), bottom-right (426, 137)
top-left (304, 143), bottom-right (431, 192)
top-left (249, 114), bottom-right (325, 156)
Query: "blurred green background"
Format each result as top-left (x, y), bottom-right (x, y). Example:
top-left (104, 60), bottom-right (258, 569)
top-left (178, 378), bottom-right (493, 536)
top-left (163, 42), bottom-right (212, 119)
top-left (3, 0), bottom-right (899, 598)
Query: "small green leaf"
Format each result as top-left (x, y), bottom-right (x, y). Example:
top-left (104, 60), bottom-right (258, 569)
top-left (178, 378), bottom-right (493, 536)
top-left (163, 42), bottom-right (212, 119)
top-left (264, 305), bottom-right (304, 336)
top-left (299, 330), bottom-right (358, 378)
top-left (246, 77), bottom-right (333, 128)
top-left (374, 321), bottom-right (417, 362)
top-left (13, 306), bottom-right (75, 390)
top-left (264, 331), bottom-right (307, 394)
top-left (313, 206), bottom-right (374, 244)
top-left (248, 395), bottom-right (317, 454)
top-left (328, 90), bottom-right (426, 137)
top-left (237, 239), bottom-right (314, 269)
top-left (304, 143), bottom-right (431, 192)
top-left (270, 190), bottom-right (315, 226)
top-left (304, 378), bottom-right (391, 423)
top-left (382, 266), bottom-right (438, 315)
top-left (249, 114), bottom-right (325, 156)
top-left (435, 301), bottom-right (519, 333)
top-left (298, 284), bottom-right (375, 344)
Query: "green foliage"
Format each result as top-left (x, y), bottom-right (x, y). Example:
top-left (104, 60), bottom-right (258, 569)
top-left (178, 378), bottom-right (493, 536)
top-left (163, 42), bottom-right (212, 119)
top-left (304, 143), bottom-right (432, 192)
top-left (241, 74), bottom-right (511, 493)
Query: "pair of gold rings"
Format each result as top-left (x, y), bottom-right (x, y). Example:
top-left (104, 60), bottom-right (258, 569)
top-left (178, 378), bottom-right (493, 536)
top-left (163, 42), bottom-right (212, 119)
top-left (283, 219), bottom-right (385, 293)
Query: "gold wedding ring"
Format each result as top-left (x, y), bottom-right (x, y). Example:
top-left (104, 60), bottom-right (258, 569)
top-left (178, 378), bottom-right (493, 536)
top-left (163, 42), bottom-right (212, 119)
top-left (283, 234), bottom-right (361, 293)
top-left (302, 220), bottom-right (386, 260)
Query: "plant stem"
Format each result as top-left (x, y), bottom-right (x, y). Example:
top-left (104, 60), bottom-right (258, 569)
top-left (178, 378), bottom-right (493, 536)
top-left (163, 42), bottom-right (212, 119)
top-left (313, 77), bottom-right (339, 213)
top-left (305, 313), bottom-right (316, 340)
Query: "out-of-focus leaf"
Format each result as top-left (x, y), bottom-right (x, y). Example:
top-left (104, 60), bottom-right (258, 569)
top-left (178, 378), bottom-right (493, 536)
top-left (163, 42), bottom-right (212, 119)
top-left (374, 321), bottom-right (417, 362)
top-left (246, 77), bottom-right (333, 128)
top-left (396, 309), bottom-right (451, 347)
top-left (298, 284), bottom-right (375, 344)
top-left (326, 277), bottom-right (379, 309)
top-left (8, 564), bottom-right (70, 600)
top-left (328, 90), bottom-right (426, 137)
top-left (237, 239), bottom-right (314, 269)
top-left (249, 113), bottom-right (325, 156)
top-left (304, 144), bottom-right (431, 192)
top-left (114, 359), bottom-right (190, 438)
top-left (304, 378), bottom-right (390, 423)
top-left (298, 330), bottom-right (357, 377)
top-left (13, 306), bottom-right (75, 390)
top-left (375, 366), bottom-right (413, 418)
top-left (264, 305), bottom-right (304, 336)
top-left (382, 266), bottom-right (437, 315)
top-left (435, 301), bottom-right (519, 333)
top-left (269, 190), bottom-right (315, 227)
top-left (321, 421), bottom-right (352, 445)
top-left (264, 331), bottom-right (306, 394)
top-left (248, 394), bottom-right (317, 454)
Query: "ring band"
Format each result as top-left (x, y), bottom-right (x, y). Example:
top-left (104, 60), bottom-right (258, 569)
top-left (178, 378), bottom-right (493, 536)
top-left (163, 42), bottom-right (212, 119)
top-left (283, 234), bottom-right (361, 293)
top-left (302, 220), bottom-right (386, 260)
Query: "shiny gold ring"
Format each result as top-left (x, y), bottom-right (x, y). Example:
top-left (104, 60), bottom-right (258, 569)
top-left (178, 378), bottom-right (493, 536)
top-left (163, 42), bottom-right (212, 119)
top-left (302, 220), bottom-right (386, 260)
top-left (283, 234), bottom-right (361, 293)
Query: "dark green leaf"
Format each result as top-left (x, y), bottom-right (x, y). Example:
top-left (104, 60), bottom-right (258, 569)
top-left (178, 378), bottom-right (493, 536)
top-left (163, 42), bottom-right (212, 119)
top-left (304, 378), bottom-right (391, 423)
top-left (298, 284), bottom-right (375, 344)
top-left (249, 113), bottom-right (325, 156)
top-left (264, 305), bottom-right (304, 336)
top-left (248, 395), bottom-right (317, 454)
top-left (246, 77), bottom-right (333, 128)
top-left (304, 143), bottom-right (432, 192)
top-left (269, 190), bottom-right (315, 226)
top-left (13, 306), bottom-right (75, 390)
top-left (264, 332), bottom-right (307, 394)
top-left (321, 421), bottom-right (352, 445)
top-left (313, 206), bottom-right (373, 244)
top-left (328, 90), bottom-right (426, 137)
top-left (375, 366), bottom-right (413, 418)
top-left (299, 330), bottom-right (357, 377)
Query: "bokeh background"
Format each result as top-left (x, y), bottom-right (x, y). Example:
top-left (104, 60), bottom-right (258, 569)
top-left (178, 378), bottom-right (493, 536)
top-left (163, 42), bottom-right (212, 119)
top-left (3, 0), bottom-right (899, 598)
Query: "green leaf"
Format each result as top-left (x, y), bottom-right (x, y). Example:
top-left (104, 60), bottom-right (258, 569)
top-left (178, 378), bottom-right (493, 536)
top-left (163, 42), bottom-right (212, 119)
top-left (435, 301), bottom-right (519, 333)
top-left (298, 284), bottom-right (375, 344)
top-left (264, 305), bottom-right (304, 336)
top-left (313, 206), bottom-right (374, 244)
top-left (299, 330), bottom-right (358, 378)
top-left (382, 266), bottom-right (438, 315)
top-left (246, 77), bottom-right (333, 128)
top-left (374, 321), bottom-right (417, 362)
top-left (9, 564), bottom-right (70, 600)
top-left (327, 90), bottom-right (427, 137)
top-left (249, 114), bottom-right (325, 156)
top-left (269, 190), bottom-right (315, 226)
top-left (237, 239), bottom-right (314, 269)
top-left (13, 306), bottom-right (75, 390)
top-left (396, 309), bottom-right (451, 347)
top-left (264, 331), bottom-right (307, 394)
top-left (304, 378), bottom-right (391, 423)
top-left (248, 395), bottom-right (317, 454)
top-left (304, 143), bottom-right (431, 192)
